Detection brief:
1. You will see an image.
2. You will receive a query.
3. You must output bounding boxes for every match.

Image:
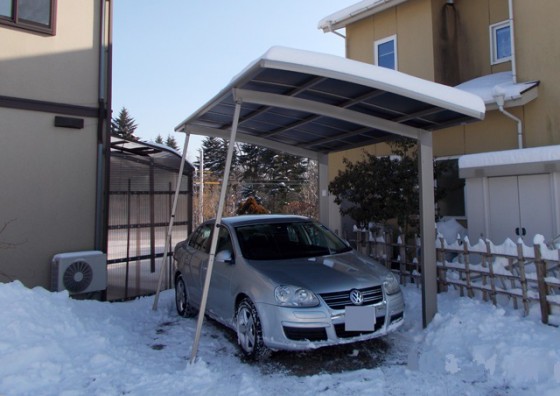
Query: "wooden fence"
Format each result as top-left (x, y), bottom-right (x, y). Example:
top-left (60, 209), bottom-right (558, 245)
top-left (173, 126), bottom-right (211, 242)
top-left (355, 229), bottom-right (560, 325)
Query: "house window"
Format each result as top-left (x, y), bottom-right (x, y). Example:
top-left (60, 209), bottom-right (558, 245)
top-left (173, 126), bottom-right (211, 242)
top-left (0, 0), bottom-right (56, 35)
top-left (490, 20), bottom-right (511, 65)
top-left (374, 35), bottom-right (397, 70)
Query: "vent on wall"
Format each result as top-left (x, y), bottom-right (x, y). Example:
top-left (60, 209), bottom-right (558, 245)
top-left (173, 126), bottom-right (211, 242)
top-left (51, 251), bottom-right (107, 294)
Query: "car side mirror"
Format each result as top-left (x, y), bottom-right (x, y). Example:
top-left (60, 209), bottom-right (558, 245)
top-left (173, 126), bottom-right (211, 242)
top-left (216, 249), bottom-right (234, 264)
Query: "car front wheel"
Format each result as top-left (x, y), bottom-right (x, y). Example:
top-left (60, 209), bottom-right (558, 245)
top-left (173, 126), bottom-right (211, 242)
top-left (235, 298), bottom-right (268, 359)
top-left (175, 275), bottom-right (197, 318)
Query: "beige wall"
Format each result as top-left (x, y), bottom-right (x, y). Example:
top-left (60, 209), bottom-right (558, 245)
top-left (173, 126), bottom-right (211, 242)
top-left (0, 109), bottom-right (98, 287)
top-left (0, 0), bottom-right (100, 105)
top-left (0, 1), bottom-right (103, 289)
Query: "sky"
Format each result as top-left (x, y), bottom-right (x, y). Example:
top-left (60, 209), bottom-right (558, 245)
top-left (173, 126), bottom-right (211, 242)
top-left (2, 280), bottom-right (560, 395)
top-left (112, 0), bottom-right (358, 161)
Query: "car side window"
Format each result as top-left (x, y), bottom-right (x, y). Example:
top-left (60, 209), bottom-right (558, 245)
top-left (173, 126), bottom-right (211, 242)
top-left (217, 227), bottom-right (232, 252)
top-left (202, 226), bottom-right (232, 254)
top-left (188, 224), bottom-right (212, 252)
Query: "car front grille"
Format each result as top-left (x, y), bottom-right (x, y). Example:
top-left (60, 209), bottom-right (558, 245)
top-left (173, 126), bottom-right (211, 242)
top-left (283, 326), bottom-right (328, 341)
top-left (319, 286), bottom-right (383, 310)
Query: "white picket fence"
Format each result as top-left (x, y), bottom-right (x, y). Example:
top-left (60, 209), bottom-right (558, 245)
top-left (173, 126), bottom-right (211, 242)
top-left (355, 229), bottom-right (560, 325)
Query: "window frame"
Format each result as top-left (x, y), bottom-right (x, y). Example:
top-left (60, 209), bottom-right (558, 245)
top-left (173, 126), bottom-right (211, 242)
top-left (374, 34), bottom-right (398, 70)
top-left (0, 0), bottom-right (57, 35)
top-left (489, 20), bottom-right (511, 65)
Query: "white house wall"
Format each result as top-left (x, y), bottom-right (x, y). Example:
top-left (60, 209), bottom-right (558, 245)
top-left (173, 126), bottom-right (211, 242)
top-left (465, 173), bottom-right (560, 245)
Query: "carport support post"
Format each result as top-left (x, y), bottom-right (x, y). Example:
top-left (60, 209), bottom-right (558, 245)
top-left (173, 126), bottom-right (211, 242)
top-left (419, 131), bottom-right (437, 328)
top-left (152, 133), bottom-right (190, 311)
top-left (190, 100), bottom-right (242, 364)
top-left (318, 154), bottom-right (330, 227)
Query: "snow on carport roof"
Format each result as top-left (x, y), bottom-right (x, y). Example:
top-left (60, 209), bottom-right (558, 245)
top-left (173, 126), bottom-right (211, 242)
top-left (175, 46), bottom-right (484, 159)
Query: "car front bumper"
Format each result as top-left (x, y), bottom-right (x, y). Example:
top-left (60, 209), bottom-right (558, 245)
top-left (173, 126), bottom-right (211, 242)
top-left (255, 292), bottom-right (405, 351)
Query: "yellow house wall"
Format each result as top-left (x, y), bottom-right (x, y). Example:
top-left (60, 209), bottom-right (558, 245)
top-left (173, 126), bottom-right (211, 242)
top-left (513, 0), bottom-right (560, 147)
top-left (346, 0), bottom-right (435, 80)
top-left (331, 0), bottom-right (560, 181)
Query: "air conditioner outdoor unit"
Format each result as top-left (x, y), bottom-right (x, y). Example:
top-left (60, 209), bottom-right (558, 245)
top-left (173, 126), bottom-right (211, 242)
top-left (51, 251), bottom-right (107, 294)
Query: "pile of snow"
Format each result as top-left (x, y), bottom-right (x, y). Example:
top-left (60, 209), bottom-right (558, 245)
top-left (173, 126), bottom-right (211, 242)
top-left (1, 281), bottom-right (559, 395)
top-left (436, 217), bottom-right (467, 245)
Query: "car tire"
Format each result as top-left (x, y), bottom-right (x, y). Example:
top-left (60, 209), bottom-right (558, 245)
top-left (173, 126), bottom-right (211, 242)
top-left (175, 275), bottom-right (197, 318)
top-left (235, 298), bottom-right (268, 359)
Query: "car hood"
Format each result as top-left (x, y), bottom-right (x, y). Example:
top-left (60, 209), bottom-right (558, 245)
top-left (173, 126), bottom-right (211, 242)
top-left (247, 252), bottom-right (389, 293)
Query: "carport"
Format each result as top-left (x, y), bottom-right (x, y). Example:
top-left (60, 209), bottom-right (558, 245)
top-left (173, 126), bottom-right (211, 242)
top-left (160, 46), bottom-right (485, 362)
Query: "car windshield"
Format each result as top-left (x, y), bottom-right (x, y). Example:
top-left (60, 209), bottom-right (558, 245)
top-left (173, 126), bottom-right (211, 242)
top-left (235, 221), bottom-right (352, 260)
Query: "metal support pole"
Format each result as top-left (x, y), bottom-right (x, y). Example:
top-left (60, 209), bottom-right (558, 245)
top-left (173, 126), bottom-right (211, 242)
top-left (152, 133), bottom-right (191, 310)
top-left (190, 100), bottom-right (242, 364)
top-left (419, 131), bottom-right (437, 328)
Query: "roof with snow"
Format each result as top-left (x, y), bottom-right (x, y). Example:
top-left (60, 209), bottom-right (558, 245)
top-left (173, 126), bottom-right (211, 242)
top-left (318, 0), bottom-right (408, 33)
top-left (175, 46), bottom-right (484, 159)
top-left (459, 145), bottom-right (560, 178)
top-left (456, 72), bottom-right (539, 111)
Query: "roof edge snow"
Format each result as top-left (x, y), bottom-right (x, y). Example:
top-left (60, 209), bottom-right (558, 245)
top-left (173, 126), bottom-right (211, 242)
top-left (456, 72), bottom-right (539, 111)
top-left (459, 145), bottom-right (560, 178)
top-left (318, 0), bottom-right (408, 32)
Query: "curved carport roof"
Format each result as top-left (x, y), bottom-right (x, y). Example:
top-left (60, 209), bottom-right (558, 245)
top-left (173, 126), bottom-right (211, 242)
top-left (176, 46), bottom-right (483, 158)
top-left (169, 46), bottom-right (485, 362)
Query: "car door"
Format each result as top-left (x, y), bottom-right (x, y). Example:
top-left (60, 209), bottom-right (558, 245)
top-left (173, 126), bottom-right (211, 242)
top-left (182, 223), bottom-right (213, 306)
top-left (202, 226), bottom-right (235, 322)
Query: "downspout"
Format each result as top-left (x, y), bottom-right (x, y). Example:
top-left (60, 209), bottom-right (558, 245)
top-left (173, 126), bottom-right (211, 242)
top-left (494, 89), bottom-right (523, 149)
top-left (508, 0), bottom-right (517, 83)
top-left (491, 0), bottom-right (521, 149)
top-left (95, 0), bottom-right (113, 252)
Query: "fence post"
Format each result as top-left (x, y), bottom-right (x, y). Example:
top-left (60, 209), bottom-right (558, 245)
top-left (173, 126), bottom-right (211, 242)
top-left (436, 236), bottom-right (448, 292)
top-left (462, 238), bottom-right (474, 298)
top-left (485, 240), bottom-right (497, 305)
top-left (384, 230), bottom-right (392, 270)
top-left (398, 233), bottom-right (406, 284)
top-left (533, 244), bottom-right (550, 324)
top-left (417, 235), bottom-right (422, 286)
top-left (516, 241), bottom-right (529, 315)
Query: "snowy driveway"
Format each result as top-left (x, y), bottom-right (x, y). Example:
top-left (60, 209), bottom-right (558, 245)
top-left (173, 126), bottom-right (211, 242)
top-left (1, 282), bottom-right (559, 395)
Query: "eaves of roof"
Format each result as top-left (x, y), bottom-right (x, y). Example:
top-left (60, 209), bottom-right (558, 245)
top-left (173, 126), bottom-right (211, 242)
top-left (318, 0), bottom-right (408, 33)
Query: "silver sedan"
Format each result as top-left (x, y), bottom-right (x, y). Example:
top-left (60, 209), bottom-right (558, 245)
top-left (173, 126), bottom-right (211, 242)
top-left (173, 215), bottom-right (404, 359)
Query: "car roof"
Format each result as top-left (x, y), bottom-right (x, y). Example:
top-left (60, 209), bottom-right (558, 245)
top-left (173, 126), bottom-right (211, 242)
top-left (218, 214), bottom-right (312, 227)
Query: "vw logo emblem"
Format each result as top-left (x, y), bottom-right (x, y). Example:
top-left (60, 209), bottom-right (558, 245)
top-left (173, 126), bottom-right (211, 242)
top-left (349, 289), bottom-right (364, 305)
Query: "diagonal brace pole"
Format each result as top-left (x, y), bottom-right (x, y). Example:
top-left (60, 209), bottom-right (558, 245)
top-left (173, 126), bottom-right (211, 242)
top-left (189, 100), bottom-right (242, 364)
top-left (152, 133), bottom-right (191, 311)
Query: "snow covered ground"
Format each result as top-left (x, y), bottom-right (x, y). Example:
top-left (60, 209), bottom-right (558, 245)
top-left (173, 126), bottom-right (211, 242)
top-left (1, 280), bottom-right (559, 396)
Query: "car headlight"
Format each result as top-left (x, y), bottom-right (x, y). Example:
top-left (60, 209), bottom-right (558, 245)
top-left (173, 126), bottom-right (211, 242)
top-left (383, 272), bottom-right (401, 295)
top-left (274, 285), bottom-right (319, 307)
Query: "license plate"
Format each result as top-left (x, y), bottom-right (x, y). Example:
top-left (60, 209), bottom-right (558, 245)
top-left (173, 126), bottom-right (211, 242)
top-left (345, 305), bottom-right (376, 331)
